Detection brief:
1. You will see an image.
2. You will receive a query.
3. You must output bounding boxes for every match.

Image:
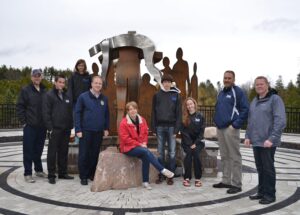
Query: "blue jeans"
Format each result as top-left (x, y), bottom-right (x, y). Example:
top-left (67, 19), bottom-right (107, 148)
top-left (78, 130), bottom-right (103, 180)
top-left (253, 147), bottom-right (277, 200)
top-left (125, 147), bottom-right (164, 182)
top-left (156, 126), bottom-right (176, 172)
top-left (23, 125), bottom-right (46, 176)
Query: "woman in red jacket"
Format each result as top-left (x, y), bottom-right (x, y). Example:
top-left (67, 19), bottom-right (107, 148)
top-left (119, 101), bottom-right (174, 190)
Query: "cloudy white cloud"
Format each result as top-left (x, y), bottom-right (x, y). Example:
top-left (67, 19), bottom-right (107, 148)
top-left (1, 0), bottom-right (300, 86)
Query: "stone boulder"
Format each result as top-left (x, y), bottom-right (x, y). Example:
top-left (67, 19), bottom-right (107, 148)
top-left (91, 147), bottom-right (159, 192)
top-left (204, 126), bottom-right (217, 140)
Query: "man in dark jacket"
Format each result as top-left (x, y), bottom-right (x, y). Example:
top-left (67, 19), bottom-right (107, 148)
top-left (213, 70), bottom-right (249, 194)
top-left (43, 74), bottom-right (74, 184)
top-left (75, 76), bottom-right (109, 185)
top-left (16, 69), bottom-right (48, 183)
top-left (151, 74), bottom-right (182, 185)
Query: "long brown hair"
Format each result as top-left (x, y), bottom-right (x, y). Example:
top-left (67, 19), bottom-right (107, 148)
top-left (74, 59), bottom-right (87, 73)
top-left (182, 97), bottom-right (198, 126)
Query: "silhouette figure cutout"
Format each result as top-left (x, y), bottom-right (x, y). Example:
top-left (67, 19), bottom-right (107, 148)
top-left (172, 48), bottom-right (190, 99)
top-left (138, 73), bottom-right (157, 129)
top-left (190, 62), bottom-right (198, 101)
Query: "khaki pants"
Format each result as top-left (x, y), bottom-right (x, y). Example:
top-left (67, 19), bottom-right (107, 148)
top-left (217, 126), bottom-right (242, 188)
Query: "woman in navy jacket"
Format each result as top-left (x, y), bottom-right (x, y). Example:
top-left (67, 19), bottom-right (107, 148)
top-left (181, 97), bottom-right (205, 187)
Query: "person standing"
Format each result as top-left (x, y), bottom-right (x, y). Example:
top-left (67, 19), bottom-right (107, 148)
top-left (119, 101), bottom-right (174, 190)
top-left (245, 76), bottom-right (286, 204)
top-left (67, 59), bottom-right (91, 144)
top-left (213, 70), bottom-right (249, 194)
top-left (67, 59), bottom-right (91, 107)
top-left (181, 97), bottom-right (205, 187)
top-left (151, 74), bottom-right (182, 185)
top-left (75, 76), bottom-right (109, 185)
top-left (16, 69), bottom-right (48, 183)
top-left (43, 74), bottom-right (74, 184)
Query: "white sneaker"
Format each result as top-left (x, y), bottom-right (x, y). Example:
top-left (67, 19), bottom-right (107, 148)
top-left (161, 168), bottom-right (174, 178)
top-left (35, 172), bottom-right (47, 178)
top-left (24, 175), bottom-right (35, 183)
top-left (142, 182), bottom-right (152, 190)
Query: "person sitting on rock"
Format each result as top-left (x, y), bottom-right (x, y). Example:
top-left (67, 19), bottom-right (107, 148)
top-left (119, 101), bottom-right (174, 190)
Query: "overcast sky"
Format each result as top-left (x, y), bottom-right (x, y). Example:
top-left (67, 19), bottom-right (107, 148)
top-left (1, 0), bottom-right (300, 86)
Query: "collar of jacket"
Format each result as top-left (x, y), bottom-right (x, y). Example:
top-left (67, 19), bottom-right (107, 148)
top-left (223, 85), bottom-right (235, 92)
top-left (53, 86), bottom-right (67, 93)
top-left (88, 90), bottom-right (102, 99)
top-left (256, 88), bottom-right (278, 100)
top-left (30, 83), bottom-right (46, 91)
top-left (74, 71), bottom-right (90, 77)
top-left (126, 114), bottom-right (142, 125)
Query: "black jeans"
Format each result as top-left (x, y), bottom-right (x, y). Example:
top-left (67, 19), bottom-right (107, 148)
top-left (47, 129), bottom-right (71, 178)
top-left (23, 125), bottom-right (46, 176)
top-left (253, 147), bottom-right (276, 200)
top-left (78, 130), bottom-right (103, 180)
top-left (183, 145), bottom-right (203, 180)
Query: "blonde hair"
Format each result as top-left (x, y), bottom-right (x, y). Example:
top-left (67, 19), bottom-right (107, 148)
top-left (182, 97), bottom-right (198, 126)
top-left (125, 101), bottom-right (138, 112)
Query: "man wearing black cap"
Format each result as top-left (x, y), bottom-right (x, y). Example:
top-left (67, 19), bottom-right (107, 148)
top-left (16, 69), bottom-right (48, 183)
top-left (151, 74), bottom-right (182, 185)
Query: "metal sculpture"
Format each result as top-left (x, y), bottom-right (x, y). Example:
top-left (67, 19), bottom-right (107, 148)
top-left (89, 31), bottom-right (162, 132)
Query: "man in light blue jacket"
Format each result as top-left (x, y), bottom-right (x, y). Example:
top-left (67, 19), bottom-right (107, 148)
top-left (245, 76), bottom-right (286, 205)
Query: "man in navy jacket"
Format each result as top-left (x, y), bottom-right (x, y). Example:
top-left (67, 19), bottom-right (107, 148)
top-left (75, 76), bottom-right (109, 185)
top-left (213, 70), bottom-right (249, 194)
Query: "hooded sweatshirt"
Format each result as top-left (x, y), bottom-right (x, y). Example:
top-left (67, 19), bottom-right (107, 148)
top-left (245, 89), bottom-right (286, 147)
top-left (151, 87), bottom-right (182, 134)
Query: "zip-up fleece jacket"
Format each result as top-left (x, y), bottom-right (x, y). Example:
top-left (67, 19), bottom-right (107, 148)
top-left (67, 72), bottom-right (91, 105)
top-left (180, 112), bottom-right (205, 151)
top-left (151, 89), bottom-right (182, 134)
top-left (16, 83), bottom-right (47, 127)
top-left (75, 91), bottom-right (109, 133)
top-left (245, 89), bottom-right (286, 147)
top-left (213, 85), bottom-right (249, 129)
top-left (43, 88), bottom-right (73, 131)
top-left (119, 114), bottom-right (149, 153)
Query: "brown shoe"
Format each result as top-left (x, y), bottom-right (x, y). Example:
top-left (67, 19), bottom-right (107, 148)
top-left (167, 178), bottom-right (174, 185)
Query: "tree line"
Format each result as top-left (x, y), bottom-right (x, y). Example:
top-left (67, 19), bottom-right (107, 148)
top-left (1, 65), bottom-right (300, 107)
top-left (196, 74), bottom-right (300, 107)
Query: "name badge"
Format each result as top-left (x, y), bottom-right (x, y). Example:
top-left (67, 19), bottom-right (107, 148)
top-left (65, 99), bottom-right (70, 103)
top-left (226, 95), bottom-right (232, 99)
top-left (195, 118), bottom-right (200, 122)
top-left (100, 100), bottom-right (104, 106)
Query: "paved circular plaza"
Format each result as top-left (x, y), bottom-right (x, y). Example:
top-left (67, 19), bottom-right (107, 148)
top-left (0, 142), bottom-right (299, 215)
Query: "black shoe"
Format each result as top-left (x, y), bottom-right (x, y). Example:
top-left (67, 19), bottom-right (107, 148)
top-left (259, 198), bottom-right (275, 204)
top-left (213, 182), bottom-right (232, 188)
top-left (58, 174), bottom-right (74, 179)
top-left (155, 175), bottom-right (165, 184)
top-left (80, 179), bottom-right (88, 185)
top-left (249, 194), bottom-right (263, 200)
top-left (227, 186), bottom-right (242, 194)
top-left (48, 178), bottom-right (56, 184)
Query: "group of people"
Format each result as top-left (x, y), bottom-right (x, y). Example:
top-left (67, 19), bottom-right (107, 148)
top-left (16, 61), bottom-right (286, 205)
